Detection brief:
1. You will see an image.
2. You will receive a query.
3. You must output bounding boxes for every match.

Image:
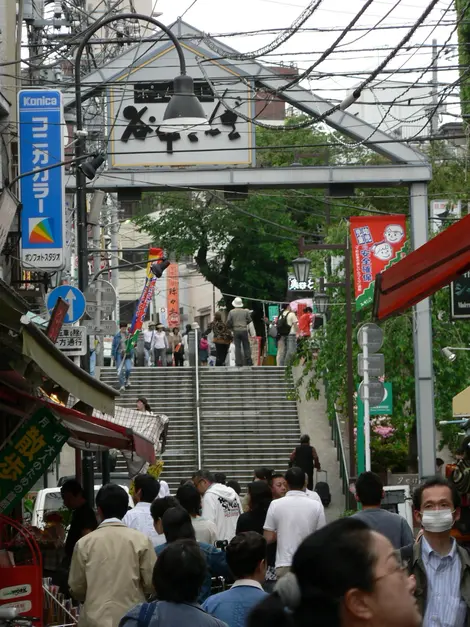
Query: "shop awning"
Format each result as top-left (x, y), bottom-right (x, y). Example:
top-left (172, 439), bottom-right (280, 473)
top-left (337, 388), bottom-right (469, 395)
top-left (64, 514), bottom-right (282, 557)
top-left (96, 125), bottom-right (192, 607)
top-left (0, 382), bottom-right (155, 463)
top-left (453, 385), bottom-right (470, 418)
top-left (21, 317), bottom-right (118, 416)
top-left (373, 213), bottom-right (470, 320)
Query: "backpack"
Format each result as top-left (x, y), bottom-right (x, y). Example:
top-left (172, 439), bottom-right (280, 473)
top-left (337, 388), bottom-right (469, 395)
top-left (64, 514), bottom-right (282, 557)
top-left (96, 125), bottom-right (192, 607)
top-left (200, 337), bottom-right (209, 350)
top-left (277, 312), bottom-right (291, 336)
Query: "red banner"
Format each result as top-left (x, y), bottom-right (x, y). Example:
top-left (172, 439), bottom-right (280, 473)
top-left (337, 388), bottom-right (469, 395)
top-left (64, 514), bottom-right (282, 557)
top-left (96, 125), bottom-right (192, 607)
top-left (350, 215), bottom-right (407, 311)
top-left (166, 263), bottom-right (180, 328)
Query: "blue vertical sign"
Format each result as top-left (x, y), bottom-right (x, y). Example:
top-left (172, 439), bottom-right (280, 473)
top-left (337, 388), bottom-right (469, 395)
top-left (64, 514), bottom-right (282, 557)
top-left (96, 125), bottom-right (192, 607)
top-left (18, 90), bottom-right (65, 270)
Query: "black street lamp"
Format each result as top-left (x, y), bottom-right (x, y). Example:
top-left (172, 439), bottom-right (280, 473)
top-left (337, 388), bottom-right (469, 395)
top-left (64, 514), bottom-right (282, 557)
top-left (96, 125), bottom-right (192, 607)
top-left (73, 14), bottom-right (207, 503)
top-left (297, 238), bottom-right (356, 488)
top-left (292, 256), bottom-right (312, 285)
top-left (74, 13), bottom-right (208, 297)
top-left (314, 289), bottom-right (328, 315)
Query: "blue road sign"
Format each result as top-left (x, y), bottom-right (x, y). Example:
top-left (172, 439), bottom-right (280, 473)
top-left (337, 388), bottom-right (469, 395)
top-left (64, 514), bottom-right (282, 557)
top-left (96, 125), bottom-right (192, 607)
top-left (18, 90), bottom-right (65, 270)
top-left (47, 286), bottom-right (86, 324)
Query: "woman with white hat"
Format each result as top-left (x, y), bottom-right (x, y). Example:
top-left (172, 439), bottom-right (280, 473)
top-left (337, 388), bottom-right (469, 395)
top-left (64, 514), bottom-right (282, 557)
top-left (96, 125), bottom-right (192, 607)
top-left (226, 297), bottom-right (253, 367)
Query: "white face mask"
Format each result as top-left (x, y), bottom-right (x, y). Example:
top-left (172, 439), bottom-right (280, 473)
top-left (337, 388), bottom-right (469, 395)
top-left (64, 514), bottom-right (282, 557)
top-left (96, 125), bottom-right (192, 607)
top-left (421, 508), bottom-right (454, 533)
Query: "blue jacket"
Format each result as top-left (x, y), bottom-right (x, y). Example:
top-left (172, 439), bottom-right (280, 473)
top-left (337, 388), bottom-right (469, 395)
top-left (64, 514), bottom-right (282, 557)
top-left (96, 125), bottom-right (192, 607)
top-left (155, 542), bottom-right (231, 603)
top-left (202, 584), bottom-right (267, 627)
top-left (112, 332), bottom-right (134, 360)
top-left (119, 601), bottom-right (228, 627)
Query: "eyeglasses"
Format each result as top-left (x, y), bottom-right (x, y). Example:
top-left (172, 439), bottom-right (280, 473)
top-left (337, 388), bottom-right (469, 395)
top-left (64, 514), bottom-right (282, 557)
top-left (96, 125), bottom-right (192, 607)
top-left (374, 557), bottom-right (409, 583)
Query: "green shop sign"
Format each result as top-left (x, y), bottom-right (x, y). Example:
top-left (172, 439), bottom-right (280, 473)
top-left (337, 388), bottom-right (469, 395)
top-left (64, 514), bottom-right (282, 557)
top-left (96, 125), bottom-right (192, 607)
top-left (0, 407), bottom-right (69, 515)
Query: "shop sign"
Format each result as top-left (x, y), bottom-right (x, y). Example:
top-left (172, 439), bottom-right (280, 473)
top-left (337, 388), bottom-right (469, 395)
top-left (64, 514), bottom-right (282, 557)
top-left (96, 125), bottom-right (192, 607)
top-left (0, 408), bottom-right (69, 515)
top-left (350, 215), bottom-right (407, 311)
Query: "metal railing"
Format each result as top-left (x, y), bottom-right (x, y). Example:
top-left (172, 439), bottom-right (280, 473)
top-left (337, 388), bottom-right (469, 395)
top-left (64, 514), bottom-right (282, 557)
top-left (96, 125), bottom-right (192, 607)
top-left (331, 405), bottom-right (352, 511)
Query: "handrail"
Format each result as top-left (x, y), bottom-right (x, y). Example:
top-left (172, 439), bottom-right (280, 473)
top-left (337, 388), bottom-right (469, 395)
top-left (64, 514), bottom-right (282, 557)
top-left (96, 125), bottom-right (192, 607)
top-left (194, 328), bottom-right (202, 469)
top-left (332, 404), bottom-right (352, 511)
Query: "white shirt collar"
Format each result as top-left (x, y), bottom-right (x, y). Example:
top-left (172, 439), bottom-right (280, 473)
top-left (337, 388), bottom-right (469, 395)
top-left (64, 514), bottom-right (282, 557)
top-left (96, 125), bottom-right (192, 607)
top-left (231, 579), bottom-right (264, 591)
top-left (286, 490), bottom-right (308, 497)
top-left (99, 517), bottom-right (123, 526)
top-left (134, 502), bottom-right (151, 511)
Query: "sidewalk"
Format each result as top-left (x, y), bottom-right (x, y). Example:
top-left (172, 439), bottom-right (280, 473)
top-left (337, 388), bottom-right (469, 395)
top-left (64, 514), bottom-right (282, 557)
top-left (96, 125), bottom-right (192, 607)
top-left (293, 366), bottom-right (346, 522)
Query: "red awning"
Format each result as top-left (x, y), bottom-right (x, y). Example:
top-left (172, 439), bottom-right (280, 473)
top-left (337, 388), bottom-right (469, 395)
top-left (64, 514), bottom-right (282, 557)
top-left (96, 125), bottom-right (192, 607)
top-left (0, 382), bottom-right (155, 464)
top-left (373, 213), bottom-right (470, 320)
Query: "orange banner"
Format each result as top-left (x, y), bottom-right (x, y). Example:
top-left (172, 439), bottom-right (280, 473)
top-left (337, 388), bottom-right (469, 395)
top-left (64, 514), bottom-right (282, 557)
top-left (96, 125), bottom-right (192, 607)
top-left (166, 263), bottom-right (180, 328)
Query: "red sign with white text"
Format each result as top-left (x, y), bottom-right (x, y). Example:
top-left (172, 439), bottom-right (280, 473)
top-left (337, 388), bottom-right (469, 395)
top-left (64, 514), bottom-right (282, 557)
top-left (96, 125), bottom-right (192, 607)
top-left (350, 215), bottom-right (407, 311)
top-left (166, 263), bottom-right (180, 328)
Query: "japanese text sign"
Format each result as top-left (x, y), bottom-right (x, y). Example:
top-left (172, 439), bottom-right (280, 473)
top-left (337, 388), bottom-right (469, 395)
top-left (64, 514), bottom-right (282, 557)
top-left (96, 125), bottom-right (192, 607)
top-left (288, 274), bottom-right (314, 292)
top-left (350, 215), bottom-right (407, 311)
top-left (57, 326), bottom-right (87, 356)
top-left (108, 48), bottom-right (253, 168)
top-left (451, 271), bottom-right (470, 320)
top-left (18, 90), bottom-right (65, 270)
top-left (0, 408), bottom-right (69, 515)
top-left (166, 263), bottom-right (180, 328)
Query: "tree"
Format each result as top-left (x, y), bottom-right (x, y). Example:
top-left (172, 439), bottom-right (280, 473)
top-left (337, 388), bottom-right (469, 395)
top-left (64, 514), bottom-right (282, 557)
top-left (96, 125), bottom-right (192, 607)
top-left (455, 0), bottom-right (470, 124)
top-left (133, 121), bottom-right (339, 311)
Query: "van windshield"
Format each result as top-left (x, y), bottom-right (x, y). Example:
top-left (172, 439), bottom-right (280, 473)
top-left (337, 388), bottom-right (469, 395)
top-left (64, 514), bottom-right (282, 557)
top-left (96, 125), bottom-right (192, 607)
top-left (42, 488), bottom-right (100, 515)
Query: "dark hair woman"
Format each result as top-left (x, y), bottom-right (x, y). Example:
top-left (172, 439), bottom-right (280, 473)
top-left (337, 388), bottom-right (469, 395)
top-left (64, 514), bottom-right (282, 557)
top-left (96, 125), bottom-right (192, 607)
top-left (248, 518), bottom-right (420, 627)
top-left (207, 311), bottom-right (232, 366)
top-left (236, 481), bottom-right (276, 591)
top-left (136, 397), bottom-right (152, 413)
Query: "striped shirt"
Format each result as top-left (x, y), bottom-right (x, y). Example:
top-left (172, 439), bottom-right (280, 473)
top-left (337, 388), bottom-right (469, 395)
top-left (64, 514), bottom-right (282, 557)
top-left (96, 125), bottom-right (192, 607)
top-left (422, 536), bottom-right (467, 627)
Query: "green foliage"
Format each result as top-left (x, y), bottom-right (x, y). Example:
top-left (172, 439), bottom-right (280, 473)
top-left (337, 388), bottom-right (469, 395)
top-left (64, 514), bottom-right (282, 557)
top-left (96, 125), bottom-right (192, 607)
top-left (455, 0), bottom-right (470, 125)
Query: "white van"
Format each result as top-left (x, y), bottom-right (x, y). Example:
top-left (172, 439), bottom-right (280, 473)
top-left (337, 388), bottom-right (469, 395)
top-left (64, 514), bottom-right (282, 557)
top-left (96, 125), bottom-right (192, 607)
top-left (382, 484), bottom-right (414, 529)
top-left (31, 484), bottom-right (133, 529)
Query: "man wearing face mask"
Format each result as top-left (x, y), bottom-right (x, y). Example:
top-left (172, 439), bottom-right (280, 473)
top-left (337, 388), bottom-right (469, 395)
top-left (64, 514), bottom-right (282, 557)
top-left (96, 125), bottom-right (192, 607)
top-left (401, 476), bottom-right (470, 627)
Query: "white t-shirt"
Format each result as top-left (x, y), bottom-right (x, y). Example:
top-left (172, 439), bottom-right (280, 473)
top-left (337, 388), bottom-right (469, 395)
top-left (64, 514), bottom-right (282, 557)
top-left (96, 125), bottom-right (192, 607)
top-left (158, 480), bottom-right (170, 498)
top-left (122, 501), bottom-right (165, 547)
top-left (192, 516), bottom-right (218, 545)
top-left (264, 490), bottom-right (325, 567)
top-left (305, 489), bottom-right (326, 525)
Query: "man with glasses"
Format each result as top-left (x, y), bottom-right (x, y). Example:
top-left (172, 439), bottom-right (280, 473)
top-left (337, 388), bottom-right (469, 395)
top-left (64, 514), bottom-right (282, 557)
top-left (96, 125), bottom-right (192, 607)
top-left (401, 476), bottom-right (470, 627)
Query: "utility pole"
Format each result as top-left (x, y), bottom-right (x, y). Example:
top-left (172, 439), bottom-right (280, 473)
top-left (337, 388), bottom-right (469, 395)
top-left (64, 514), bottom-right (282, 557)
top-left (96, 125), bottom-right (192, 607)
top-left (431, 38), bottom-right (439, 135)
top-left (110, 199), bottom-right (120, 322)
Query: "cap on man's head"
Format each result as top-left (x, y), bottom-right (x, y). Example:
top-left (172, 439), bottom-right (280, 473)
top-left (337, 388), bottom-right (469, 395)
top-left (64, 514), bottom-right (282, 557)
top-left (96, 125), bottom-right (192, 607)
top-left (232, 297), bottom-right (244, 308)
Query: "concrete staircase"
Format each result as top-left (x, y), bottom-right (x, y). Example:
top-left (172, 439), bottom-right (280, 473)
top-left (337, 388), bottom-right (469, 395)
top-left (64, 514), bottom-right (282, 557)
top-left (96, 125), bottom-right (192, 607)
top-left (199, 367), bottom-right (300, 489)
top-left (99, 367), bottom-right (197, 492)
top-left (99, 366), bottom-right (300, 493)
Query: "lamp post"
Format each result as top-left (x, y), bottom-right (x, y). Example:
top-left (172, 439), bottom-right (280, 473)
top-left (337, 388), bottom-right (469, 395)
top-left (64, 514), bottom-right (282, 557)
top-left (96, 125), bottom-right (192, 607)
top-left (73, 14), bottom-right (207, 500)
top-left (296, 238), bottom-right (356, 483)
top-left (74, 12), bottom-right (207, 297)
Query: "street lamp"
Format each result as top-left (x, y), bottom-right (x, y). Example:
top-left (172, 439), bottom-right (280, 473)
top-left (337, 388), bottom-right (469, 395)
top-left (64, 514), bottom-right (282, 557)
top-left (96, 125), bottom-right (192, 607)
top-left (442, 346), bottom-right (470, 362)
top-left (297, 238), bottom-right (356, 486)
top-left (292, 256), bottom-right (312, 284)
top-left (73, 13), bottom-right (207, 505)
top-left (314, 290), bottom-right (328, 315)
top-left (75, 12), bottom-right (208, 295)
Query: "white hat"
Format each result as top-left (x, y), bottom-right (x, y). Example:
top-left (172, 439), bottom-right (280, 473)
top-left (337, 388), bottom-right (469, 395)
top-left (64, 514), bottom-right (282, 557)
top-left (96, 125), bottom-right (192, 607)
top-left (232, 297), bottom-right (244, 308)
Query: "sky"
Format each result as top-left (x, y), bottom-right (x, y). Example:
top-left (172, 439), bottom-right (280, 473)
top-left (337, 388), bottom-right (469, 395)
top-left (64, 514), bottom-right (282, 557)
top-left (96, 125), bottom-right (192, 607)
top-left (148, 0), bottom-right (461, 124)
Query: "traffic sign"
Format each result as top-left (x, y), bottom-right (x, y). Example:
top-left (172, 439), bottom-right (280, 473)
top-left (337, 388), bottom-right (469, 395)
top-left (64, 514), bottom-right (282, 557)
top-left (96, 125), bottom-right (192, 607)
top-left (82, 319), bottom-right (118, 335)
top-left (357, 382), bottom-right (393, 416)
top-left (85, 280), bottom-right (117, 316)
top-left (18, 89), bottom-right (65, 270)
top-left (358, 353), bottom-right (385, 378)
top-left (358, 379), bottom-right (386, 407)
top-left (56, 326), bottom-right (87, 356)
top-left (46, 286), bottom-right (86, 324)
top-left (357, 323), bottom-right (384, 353)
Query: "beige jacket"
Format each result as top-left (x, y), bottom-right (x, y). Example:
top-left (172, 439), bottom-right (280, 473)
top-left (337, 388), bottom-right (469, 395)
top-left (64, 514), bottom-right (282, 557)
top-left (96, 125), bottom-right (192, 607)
top-left (69, 520), bottom-right (156, 627)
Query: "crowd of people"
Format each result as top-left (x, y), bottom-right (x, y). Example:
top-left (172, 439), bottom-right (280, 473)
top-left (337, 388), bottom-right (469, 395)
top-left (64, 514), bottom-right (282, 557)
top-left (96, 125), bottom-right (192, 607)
top-left (57, 465), bottom-right (470, 627)
top-left (110, 297), bottom-right (318, 384)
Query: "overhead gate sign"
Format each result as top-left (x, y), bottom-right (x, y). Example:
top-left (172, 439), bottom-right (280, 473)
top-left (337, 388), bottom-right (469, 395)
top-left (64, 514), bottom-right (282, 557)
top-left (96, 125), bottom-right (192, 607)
top-left (18, 89), bottom-right (65, 270)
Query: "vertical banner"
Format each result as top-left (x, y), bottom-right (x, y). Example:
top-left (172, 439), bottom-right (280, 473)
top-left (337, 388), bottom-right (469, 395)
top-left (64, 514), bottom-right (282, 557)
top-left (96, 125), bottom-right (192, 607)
top-left (350, 215), bottom-right (407, 311)
top-left (166, 263), bottom-right (180, 328)
top-left (127, 248), bottom-right (163, 351)
top-left (0, 408), bottom-right (69, 515)
top-left (18, 90), bottom-right (65, 270)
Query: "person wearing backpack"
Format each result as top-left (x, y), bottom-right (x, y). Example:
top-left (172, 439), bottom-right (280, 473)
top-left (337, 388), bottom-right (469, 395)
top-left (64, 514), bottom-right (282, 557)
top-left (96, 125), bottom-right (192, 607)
top-left (199, 334), bottom-right (209, 366)
top-left (276, 304), bottom-right (298, 367)
top-left (226, 297), bottom-right (253, 367)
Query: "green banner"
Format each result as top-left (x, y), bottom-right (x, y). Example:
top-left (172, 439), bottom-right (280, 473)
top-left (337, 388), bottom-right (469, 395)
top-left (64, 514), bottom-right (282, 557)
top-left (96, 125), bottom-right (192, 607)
top-left (0, 407), bottom-right (69, 515)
